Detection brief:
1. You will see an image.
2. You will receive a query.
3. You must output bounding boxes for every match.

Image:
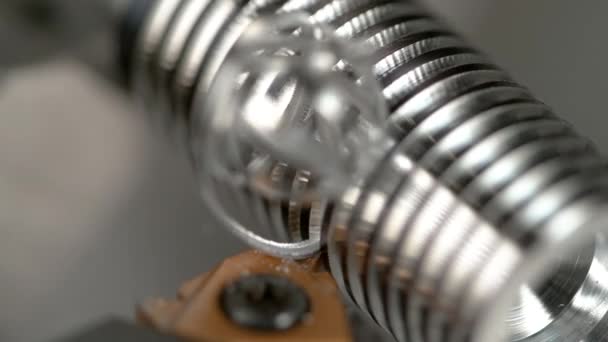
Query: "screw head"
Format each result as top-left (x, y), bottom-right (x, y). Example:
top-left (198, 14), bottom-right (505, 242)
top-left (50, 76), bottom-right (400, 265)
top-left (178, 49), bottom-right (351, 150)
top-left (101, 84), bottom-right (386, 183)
top-left (221, 274), bottom-right (310, 331)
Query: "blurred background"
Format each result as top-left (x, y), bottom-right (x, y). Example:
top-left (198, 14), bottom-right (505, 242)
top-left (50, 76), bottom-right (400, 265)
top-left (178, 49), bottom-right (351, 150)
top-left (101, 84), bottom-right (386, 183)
top-left (1, 1), bottom-right (607, 341)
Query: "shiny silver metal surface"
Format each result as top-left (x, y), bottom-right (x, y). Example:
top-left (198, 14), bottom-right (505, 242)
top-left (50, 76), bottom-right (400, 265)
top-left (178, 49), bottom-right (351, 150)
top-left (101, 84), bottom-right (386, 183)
top-left (191, 12), bottom-right (391, 258)
top-left (128, 0), bottom-right (608, 341)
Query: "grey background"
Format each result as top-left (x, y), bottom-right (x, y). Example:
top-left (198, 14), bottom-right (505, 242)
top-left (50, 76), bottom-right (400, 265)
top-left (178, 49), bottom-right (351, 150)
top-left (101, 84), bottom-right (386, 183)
top-left (1, 1), bottom-right (608, 341)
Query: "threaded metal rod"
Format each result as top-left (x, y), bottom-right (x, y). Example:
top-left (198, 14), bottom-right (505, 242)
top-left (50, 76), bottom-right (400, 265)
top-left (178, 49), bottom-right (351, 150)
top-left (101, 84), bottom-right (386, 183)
top-left (127, 0), bottom-right (608, 341)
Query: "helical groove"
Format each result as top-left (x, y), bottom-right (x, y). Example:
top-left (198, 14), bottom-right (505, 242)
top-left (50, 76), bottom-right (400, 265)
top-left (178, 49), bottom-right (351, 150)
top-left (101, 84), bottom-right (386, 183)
top-left (129, 0), bottom-right (608, 341)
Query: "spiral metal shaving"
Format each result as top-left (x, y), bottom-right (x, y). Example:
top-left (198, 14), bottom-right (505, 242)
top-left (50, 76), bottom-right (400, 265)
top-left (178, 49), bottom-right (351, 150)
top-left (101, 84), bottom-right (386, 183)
top-left (130, 0), bottom-right (608, 341)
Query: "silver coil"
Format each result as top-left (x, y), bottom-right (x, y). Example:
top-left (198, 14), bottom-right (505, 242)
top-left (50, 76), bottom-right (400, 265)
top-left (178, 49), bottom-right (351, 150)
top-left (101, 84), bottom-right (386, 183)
top-left (130, 0), bottom-right (608, 341)
top-left (191, 12), bottom-right (389, 258)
